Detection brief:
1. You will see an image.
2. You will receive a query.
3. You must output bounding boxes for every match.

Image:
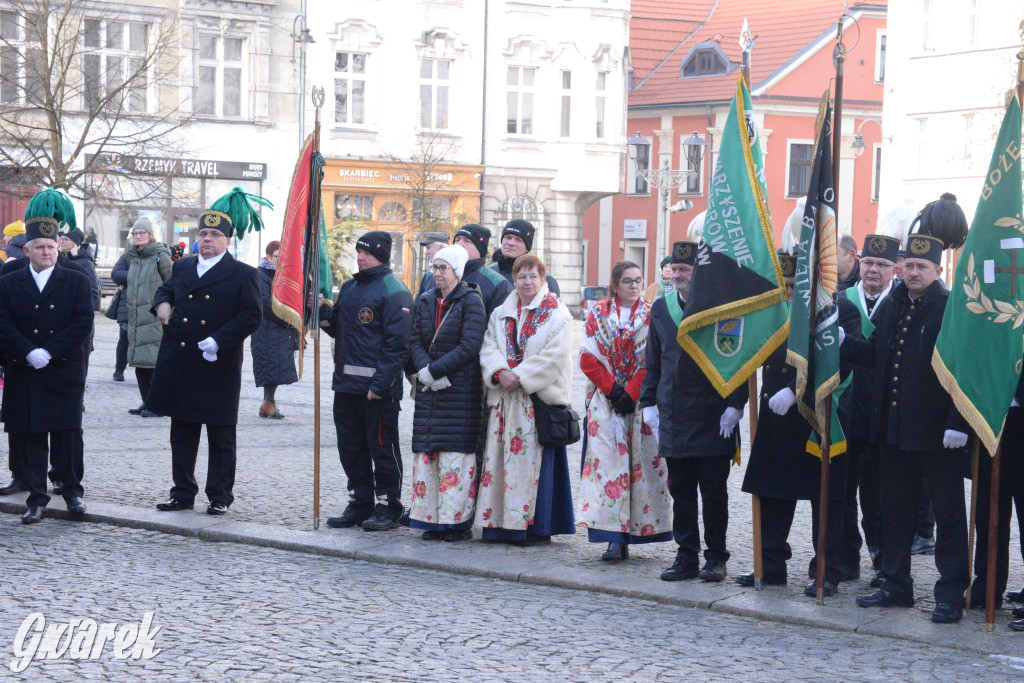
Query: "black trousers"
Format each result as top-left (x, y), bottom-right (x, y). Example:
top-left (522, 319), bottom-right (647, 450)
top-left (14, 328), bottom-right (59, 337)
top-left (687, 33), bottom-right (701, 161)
top-left (666, 455), bottom-right (731, 563)
top-left (136, 367), bottom-right (154, 405)
top-left (973, 407), bottom-right (1024, 597)
top-left (808, 453), bottom-right (849, 584)
top-left (333, 393), bottom-right (402, 506)
top-left (115, 326), bottom-right (128, 374)
top-left (169, 419), bottom-right (236, 506)
top-left (843, 439), bottom-right (883, 572)
top-left (879, 447), bottom-right (969, 606)
top-left (11, 431), bottom-right (82, 507)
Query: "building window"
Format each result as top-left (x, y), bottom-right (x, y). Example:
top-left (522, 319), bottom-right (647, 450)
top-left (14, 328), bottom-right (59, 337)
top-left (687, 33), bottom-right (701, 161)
top-left (681, 142), bottom-right (703, 195)
top-left (967, 0), bottom-right (980, 47)
top-left (413, 197), bottom-right (451, 222)
top-left (0, 11), bottom-right (46, 104)
top-left (917, 118), bottom-right (928, 175)
top-left (335, 51), bottom-right (366, 125)
top-left (83, 19), bottom-right (149, 112)
top-left (559, 70), bottom-right (571, 138)
top-left (681, 46), bottom-right (728, 78)
top-left (875, 31), bottom-right (886, 83)
top-left (419, 58), bottom-right (450, 129)
top-left (595, 72), bottom-right (606, 139)
top-left (497, 195), bottom-right (542, 254)
top-left (922, 0), bottom-right (933, 50)
top-left (334, 194), bottom-right (373, 220)
top-left (196, 34), bottom-right (244, 117)
top-left (787, 142), bottom-right (813, 196)
top-left (388, 231), bottom-right (405, 274)
top-left (872, 145), bottom-right (882, 202)
top-left (378, 201), bottom-right (407, 222)
top-left (627, 139), bottom-right (650, 195)
top-left (506, 66), bottom-right (535, 135)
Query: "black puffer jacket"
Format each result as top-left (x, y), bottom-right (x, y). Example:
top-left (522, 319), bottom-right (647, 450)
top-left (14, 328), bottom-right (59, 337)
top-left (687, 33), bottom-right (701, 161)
top-left (110, 253), bottom-right (130, 323)
top-left (408, 281), bottom-right (487, 453)
top-left (491, 250), bottom-right (560, 296)
top-left (251, 265), bottom-right (298, 387)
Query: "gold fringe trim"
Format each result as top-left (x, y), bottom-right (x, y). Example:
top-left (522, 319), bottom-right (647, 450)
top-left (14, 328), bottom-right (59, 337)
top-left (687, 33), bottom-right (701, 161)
top-left (677, 318), bottom-right (790, 398)
top-left (805, 436), bottom-right (847, 461)
top-left (931, 350), bottom-right (1002, 457)
top-left (678, 287), bottom-right (787, 335)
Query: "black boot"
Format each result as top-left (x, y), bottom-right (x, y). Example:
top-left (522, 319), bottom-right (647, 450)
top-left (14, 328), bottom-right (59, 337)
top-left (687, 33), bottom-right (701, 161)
top-left (601, 542), bottom-right (629, 561)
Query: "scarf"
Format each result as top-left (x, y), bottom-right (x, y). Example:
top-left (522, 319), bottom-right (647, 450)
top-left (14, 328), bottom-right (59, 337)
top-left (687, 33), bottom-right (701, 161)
top-left (579, 297), bottom-right (651, 385)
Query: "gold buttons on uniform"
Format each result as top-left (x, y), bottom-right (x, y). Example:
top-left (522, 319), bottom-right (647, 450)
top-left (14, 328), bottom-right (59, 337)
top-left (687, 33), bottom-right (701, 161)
top-left (200, 320), bottom-right (205, 325)
top-left (893, 376), bottom-right (898, 382)
top-left (897, 351), bottom-right (902, 357)
top-left (188, 294), bottom-right (193, 299)
top-left (49, 305), bottom-right (53, 309)
top-left (183, 318), bottom-right (188, 323)
top-left (180, 342), bottom-right (185, 347)
top-left (204, 295), bottom-right (209, 300)
top-left (892, 401), bottom-right (897, 406)
top-left (32, 329), bottom-right (37, 334)
top-left (34, 304), bottom-right (38, 309)
top-left (901, 327), bottom-right (907, 332)
top-left (899, 339), bottom-right (904, 345)
top-left (781, 367), bottom-right (787, 373)
top-left (895, 363), bottom-right (900, 369)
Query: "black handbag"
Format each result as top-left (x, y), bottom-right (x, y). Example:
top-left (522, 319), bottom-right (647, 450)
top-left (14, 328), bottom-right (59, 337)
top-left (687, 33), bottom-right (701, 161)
top-left (531, 393), bottom-right (581, 447)
top-left (104, 287), bottom-right (123, 320)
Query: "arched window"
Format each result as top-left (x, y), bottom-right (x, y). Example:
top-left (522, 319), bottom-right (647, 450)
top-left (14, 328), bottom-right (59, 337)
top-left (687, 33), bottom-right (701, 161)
top-left (497, 196), bottom-right (544, 257)
top-left (378, 201), bottom-right (407, 221)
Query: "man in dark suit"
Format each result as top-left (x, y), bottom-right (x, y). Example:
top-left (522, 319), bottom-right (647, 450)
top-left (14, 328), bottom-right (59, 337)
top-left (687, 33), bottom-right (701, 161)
top-left (0, 190), bottom-right (93, 524)
top-left (148, 191), bottom-right (263, 515)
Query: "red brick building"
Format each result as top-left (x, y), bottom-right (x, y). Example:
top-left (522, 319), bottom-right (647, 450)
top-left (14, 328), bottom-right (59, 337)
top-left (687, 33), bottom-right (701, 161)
top-left (582, 0), bottom-right (887, 287)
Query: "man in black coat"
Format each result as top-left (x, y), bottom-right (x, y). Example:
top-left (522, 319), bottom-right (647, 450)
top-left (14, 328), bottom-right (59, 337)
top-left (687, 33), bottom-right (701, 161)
top-left (0, 214), bottom-right (93, 524)
top-left (447, 223), bottom-right (513, 317)
top-left (490, 219), bottom-right (560, 296)
top-left (639, 241), bottom-right (746, 583)
top-left (320, 230), bottom-right (413, 531)
top-left (842, 234), bottom-right (970, 624)
top-left (149, 209), bottom-right (262, 515)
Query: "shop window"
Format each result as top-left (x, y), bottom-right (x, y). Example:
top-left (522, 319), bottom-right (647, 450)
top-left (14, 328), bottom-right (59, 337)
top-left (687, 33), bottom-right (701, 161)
top-left (413, 197), bottom-right (450, 222)
top-left (335, 194), bottom-right (373, 220)
top-left (378, 201), bottom-right (407, 222)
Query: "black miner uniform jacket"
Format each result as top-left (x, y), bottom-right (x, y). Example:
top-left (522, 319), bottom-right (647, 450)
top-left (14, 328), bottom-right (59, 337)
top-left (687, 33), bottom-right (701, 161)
top-left (639, 292), bottom-right (747, 459)
top-left (742, 297), bottom-right (862, 500)
top-left (841, 279), bottom-right (967, 451)
top-left (321, 263), bottom-right (412, 400)
top-left (836, 287), bottom-right (887, 443)
top-left (146, 253), bottom-right (262, 426)
top-left (408, 281), bottom-right (487, 453)
top-left (0, 263), bottom-right (93, 434)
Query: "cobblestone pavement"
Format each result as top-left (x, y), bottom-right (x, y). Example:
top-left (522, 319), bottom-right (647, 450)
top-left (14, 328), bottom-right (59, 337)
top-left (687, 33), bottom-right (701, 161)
top-left (0, 521), bottom-right (1018, 681)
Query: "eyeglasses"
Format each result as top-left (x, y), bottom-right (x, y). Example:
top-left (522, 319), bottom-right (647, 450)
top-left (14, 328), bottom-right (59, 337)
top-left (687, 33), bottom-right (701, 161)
top-left (197, 230), bottom-right (225, 239)
top-left (131, 231), bottom-right (149, 237)
top-left (430, 264), bottom-right (451, 273)
top-left (860, 259), bottom-right (894, 271)
top-left (620, 277), bottom-right (644, 287)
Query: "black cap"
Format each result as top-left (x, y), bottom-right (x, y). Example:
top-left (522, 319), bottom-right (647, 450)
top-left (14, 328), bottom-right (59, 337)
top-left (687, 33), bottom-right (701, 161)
top-left (860, 234), bottom-right (900, 263)
top-left (671, 241), bottom-right (697, 265)
top-left (904, 234), bottom-right (944, 265)
top-left (455, 223), bottom-right (491, 258)
top-left (355, 230), bottom-right (392, 263)
top-left (777, 251), bottom-right (797, 281)
top-left (502, 219), bottom-right (535, 252)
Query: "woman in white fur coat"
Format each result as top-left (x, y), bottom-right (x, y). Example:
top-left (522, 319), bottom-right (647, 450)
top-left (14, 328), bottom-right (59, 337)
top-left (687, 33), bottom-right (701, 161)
top-left (476, 254), bottom-right (576, 545)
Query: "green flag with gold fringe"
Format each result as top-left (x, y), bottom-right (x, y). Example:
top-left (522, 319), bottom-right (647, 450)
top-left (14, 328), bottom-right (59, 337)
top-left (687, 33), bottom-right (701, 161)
top-left (933, 93), bottom-right (1024, 457)
top-left (677, 75), bottom-right (789, 397)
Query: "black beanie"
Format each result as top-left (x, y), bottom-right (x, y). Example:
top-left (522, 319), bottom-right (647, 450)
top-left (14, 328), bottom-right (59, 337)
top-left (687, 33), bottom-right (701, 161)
top-left (455, 223), bottom-right (491, 258)
top-left (502, 219), bottom-right (535, 252)
top-left (356, 230), bottom-right (392, 263)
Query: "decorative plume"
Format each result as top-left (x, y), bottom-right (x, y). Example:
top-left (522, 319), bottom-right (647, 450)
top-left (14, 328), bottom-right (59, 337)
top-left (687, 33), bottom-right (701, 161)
top-left (912, 192), bottom-right (968, 250)
top-left (780, 197), bottom-right (806, 254)
top-left (687, 210), bottom-right (706, 242)
top-left (209, 186), bottom-right (274, 238)
top-left (25, 188), bottom-right (77, 232)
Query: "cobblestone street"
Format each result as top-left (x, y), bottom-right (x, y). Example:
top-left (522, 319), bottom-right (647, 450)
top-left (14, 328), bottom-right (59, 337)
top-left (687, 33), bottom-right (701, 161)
top-left (0, 521), bottom-right (1019, 681)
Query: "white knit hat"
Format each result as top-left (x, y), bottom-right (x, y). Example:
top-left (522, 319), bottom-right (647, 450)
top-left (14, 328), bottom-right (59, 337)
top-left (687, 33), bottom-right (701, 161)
top-left (433, 244), bottom-right (469, 280)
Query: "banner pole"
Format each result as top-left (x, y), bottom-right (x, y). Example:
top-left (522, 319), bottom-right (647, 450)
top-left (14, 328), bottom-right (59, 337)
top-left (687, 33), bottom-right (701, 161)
top-left (966, 440), bottom-right (979, 608)
top-left (749, 376), bottom-right (763, 590)
top-left (986, 440), bottom-right (1003, 631)
top-left (311, 86), bottom-right (325, 530)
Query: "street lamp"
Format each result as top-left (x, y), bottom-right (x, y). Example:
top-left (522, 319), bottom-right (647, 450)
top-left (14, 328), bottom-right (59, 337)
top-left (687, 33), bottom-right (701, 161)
top-left (627, 131), bottom-right (699, 261)
top-left (851, 118), bottom-right (884, 158)
top-left (292, 8), bottom-right (316, 146)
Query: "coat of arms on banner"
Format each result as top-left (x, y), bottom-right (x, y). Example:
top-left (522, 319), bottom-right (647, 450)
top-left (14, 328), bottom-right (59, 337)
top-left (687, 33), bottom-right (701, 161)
top-left (715, 317), bottom-right (744, 357)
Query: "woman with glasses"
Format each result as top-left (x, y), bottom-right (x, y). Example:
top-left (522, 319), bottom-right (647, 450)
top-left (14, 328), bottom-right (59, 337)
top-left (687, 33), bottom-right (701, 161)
top-left (251, 241), bottom-right (298, 419)
top-left (477, 254), bottom-right (576, 546)
top-left (111, 216), bottom-right (172, 417)
top-left (578, 261), bottom-right (671, 561)
top-left (408, 245), bottom-right (487, 541)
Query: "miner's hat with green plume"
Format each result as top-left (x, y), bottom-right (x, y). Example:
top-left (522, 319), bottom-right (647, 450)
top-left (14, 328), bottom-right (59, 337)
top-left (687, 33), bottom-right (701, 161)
top-left (200, 187), bottom-right (273, 239)
top-left (24, 188), bottom-right (78, 243)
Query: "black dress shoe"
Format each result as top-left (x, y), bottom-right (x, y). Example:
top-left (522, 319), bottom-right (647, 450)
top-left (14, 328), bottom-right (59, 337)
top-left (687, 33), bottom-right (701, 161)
top-left (1009, 618), bottom-right (1024, 631)
top-left (156, 497), bottom-right (194, 511)
top-left (1007, 589), bottom-right (1024, 604)
top-left (699, 560), bottom-right (727, 582)
top-left (931, 603), bottom-right (963, 624)
top-left (856, 589), bottom-right (915, 608)
top-left (1011, 605), bottom-right (1024, 619)
top-left (326, 504), bottom-right (373, 528)
top-left (518, 534), bottom-right (551, 547)
top-left (0, 478), bottom-right (27, 495)
top-left (444, 529), bottom-right (473, 542)
top-left (869, 570), bottom-right (884, 588)
top-left (970, 585), bottom-right (1003, 610)
top-left (51, 480), bottom-right (64, 496)
top-left (661, 555), bottom-right (700, 582)
top-left (421, 530), bottom-right (445, 541)
top-left (362, 503), bottom-right (403, 531)
top-left (128, 404), bottom-right (145, 415)
top-left (207, 502), bottom-right (228, 515)
top-left (805, 580), bottom-right (838, 597)
top-left (735, 571), bottom-right (787, 587)
top-left (843, 567), bottom-right (861, 582)
top-left (66, 497), bottom-right (86, 516)
top-left (139, 409), bottom-right (159, 418)
top-left (113, 371), bottom-right (125, 381)
top-left (601, 542), bottom-right (629, 561)
top-left (910, 534), bottom-right (935, 555)
top-left (21, 506), bottom-right (43, 524)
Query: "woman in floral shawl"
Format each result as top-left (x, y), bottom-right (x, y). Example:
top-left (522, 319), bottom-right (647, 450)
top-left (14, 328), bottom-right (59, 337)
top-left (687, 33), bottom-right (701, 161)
top-left (477, 254), bottom-right (576, 545)
top-left (578, 261), bottom-right (672, 561)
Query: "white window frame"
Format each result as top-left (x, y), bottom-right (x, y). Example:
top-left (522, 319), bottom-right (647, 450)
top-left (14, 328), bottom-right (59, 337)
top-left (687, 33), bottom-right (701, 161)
top-left (916, 117), bottom-right (928, 175)
top-left (419, 57), bottom-right (450, 130)
top-left (967, 0), bottom-right (980, 48)
top-left (334, 50), bottom-right (367, 127)
top-left (874, 29), bottom-right (886, 84)
top-left (82, 19), bottom-right (150, 113)
top-left (626, 137), bottom-right (650, 196)
top-left (921, 0), bottom-right (933, 51)
top-left (785, 139), bottom-right (814, 198)
top-left (559, 69), bottom-right (571, 139)
top-left (195, 33), bottom-right (247, 119)
top-left (595, 71), bottom-right (607, 139)
top-left (0, 11), bottom-right (46, 105)
top-left (871, 143), bottom-right (882, 203)
top-left (506, 65), bottom-right (536, 136)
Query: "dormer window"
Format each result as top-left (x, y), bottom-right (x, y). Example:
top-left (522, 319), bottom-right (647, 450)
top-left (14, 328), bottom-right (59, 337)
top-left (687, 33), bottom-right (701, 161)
top-left (680, 44), bottom-right (729, 78)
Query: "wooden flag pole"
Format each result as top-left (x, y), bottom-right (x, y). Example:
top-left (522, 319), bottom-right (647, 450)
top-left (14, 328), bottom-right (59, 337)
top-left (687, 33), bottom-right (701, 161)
top-left (816, 397), bottom-right (833, 605)
top-left (986, 441), bottom-right (1003, 631)
top-left (311, 86), bottom-right (325, 530)
top-left (965, 440), bottom-right (979, 608)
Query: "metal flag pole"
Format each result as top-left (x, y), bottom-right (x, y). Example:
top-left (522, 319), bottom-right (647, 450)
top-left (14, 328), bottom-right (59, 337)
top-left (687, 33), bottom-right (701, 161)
top-left (311, 85), bottom-right (325, 530)
top-left (965, 440), bottom-right (979, 608)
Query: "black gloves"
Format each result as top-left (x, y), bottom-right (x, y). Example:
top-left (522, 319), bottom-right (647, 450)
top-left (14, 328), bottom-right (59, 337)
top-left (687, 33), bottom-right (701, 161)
top-left (608, 384), bottom-right (636, 416)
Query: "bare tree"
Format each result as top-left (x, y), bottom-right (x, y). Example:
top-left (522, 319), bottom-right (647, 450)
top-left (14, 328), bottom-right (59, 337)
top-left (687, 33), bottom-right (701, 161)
top-left (383, 130), bottom-right (469, 236)
top-left (0, 0), bottom-right (188, 204)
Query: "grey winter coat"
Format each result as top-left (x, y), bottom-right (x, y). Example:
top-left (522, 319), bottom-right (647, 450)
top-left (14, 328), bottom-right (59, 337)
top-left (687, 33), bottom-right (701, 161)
top-left (123, 241), bottom-right (173, 368)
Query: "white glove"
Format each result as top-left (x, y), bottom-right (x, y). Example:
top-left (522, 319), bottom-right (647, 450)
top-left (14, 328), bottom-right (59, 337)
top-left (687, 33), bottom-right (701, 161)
top-left (943, 429), bottom-right (968, 449)
top-left (417, 366), bottom-right (436, 386)
top-left (198, 337), bottom-right (219, 353)
top-left (429, 376), bottom-right (452, 391)
top-left (1012, 398), bottom-right (1020, 408)
top-left (642, 406), bottom-right (660, 435)
top-left (768, 387), bottom-right (797, 416)
top-left (838, 326), bottom-right (846, 345)
top-left (26, 348), bottom-right (51, 369)
top-left (720, 407), bottom-right (743, 438)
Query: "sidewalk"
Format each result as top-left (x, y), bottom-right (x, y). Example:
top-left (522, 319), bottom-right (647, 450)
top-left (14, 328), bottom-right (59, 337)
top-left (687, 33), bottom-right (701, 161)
top-left (2, 314), bottom-right (1022, 658)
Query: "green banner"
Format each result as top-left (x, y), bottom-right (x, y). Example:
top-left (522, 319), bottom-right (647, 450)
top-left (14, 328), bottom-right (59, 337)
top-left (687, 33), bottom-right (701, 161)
top-left (933, 93), bottom-right (1024, 457)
